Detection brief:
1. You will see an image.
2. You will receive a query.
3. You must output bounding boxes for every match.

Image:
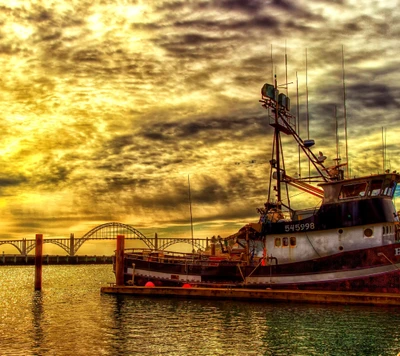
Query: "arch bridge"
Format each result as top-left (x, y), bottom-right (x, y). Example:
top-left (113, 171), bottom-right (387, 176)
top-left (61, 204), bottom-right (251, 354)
top-left (0, 222), bottom-right (210, 256)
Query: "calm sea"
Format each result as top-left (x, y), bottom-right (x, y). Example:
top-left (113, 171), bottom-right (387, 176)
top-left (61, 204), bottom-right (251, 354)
top-left (1, 265), bottom-right (400, 356)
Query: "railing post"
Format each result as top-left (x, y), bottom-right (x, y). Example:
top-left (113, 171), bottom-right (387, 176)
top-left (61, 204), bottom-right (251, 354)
top-left (154, 232), bottom-right (158, 250)
top-left (211, 236), bottom-right (216, 256)
top-left (35, 234), bottom-right (43, 291)
top-left (115, 235), bottom-right (125, 286)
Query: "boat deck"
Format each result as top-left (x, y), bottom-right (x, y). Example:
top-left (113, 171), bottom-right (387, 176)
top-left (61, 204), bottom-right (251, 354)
top-left (100, 285), bottom-right (400, 306)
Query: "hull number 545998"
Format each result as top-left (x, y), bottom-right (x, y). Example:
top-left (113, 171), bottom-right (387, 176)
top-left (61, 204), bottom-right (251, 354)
top-left (285, 223), bottom-right (315, 232)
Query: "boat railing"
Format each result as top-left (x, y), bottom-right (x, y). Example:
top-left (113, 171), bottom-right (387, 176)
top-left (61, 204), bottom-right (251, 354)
top-left (123, 248), bottom-right (213, 264)
top-left (122, 248), bottom-right (245, 266)
top-left (123, 248), bottom-right (204, 257)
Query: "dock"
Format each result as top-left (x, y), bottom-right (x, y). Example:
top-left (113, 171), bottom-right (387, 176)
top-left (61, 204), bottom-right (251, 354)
top-left (100, 285), bottom-right (400, 306)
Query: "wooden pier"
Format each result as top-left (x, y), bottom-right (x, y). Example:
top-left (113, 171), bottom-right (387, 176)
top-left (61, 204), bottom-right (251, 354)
top-left (100, 285), bottom-right (400, 306)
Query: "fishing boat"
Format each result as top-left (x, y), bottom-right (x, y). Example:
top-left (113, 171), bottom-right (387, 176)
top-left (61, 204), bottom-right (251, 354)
top-left (116, 78), bottom-right (400, 293)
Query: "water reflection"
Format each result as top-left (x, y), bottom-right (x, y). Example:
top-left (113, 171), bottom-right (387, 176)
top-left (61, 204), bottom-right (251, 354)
top-left (31, 291), bottom-right (45, 354)
top-left (261, 304), bottom-right (400, 356)
top-left (1, 266), bottom-right (400, 356)
top-left (105, 296), bottom-right (400, 356)
top-left (104, 296), bottom-right (269, 355)
top-left (108, 295), bottom-right (131, 356)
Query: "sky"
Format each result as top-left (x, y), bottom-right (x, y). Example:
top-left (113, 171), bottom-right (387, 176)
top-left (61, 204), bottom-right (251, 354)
top-left (0, 0), bottom-right (399, 248)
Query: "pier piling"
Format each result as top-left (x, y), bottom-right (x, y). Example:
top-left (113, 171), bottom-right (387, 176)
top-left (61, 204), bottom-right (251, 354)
top-left (115, 235), bottom-right (125, 286)
top-left (34, 234), bottom-right (43, 291)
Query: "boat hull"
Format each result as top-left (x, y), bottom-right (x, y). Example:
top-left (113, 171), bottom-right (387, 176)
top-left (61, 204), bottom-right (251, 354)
top-left (120, 243), bottom-right (400, 293)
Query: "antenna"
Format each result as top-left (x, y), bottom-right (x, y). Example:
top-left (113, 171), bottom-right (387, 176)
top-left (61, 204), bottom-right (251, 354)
top-left (188, 175), bottom-right (194, 252)
top-left (285, 41), bottom-right (289, 97)
top-left (342, 45), bottom-right (349, 178)
top-left (382, 127), bottom-right (387, 172)
top-left (335, 105), bottom-right (340, 162)
top-left (271, 44), bottom-right (274, 83)
top-left (305, 48), bottom-right (309, 140)
top-left (305, 48), bottom-right (310, 180)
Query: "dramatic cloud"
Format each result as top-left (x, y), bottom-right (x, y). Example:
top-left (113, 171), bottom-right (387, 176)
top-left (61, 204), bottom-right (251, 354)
top-left (0, 0), bottom-right (399, 246)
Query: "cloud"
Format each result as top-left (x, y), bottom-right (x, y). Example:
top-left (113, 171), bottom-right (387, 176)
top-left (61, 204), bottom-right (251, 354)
top-left (0, 175), bottom-right (28, 188)
top-left (0, 0), bottom-right (399, 242)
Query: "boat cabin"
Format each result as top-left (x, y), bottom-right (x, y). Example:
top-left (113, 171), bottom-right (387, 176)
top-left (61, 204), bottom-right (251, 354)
top-left (319, 173), bottom-right (400, 204)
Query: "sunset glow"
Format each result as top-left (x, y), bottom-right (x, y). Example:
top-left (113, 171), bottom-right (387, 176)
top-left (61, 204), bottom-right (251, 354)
top-left (0, 0), bottom-right (399, 244)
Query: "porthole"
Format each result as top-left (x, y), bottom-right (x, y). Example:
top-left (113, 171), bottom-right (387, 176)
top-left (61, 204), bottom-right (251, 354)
top-left (364, 228), bottom-right (373, 238)
top-left (338, 229), bottom-right (343, 234)
top-left (274, 238), bottom-right (281, 247)
top-left (339, 246), bottom-right (344, 251)
top-left (282, 237), bottom-right (289, 247)
top-left (290, 236), bottom-right (296, 246)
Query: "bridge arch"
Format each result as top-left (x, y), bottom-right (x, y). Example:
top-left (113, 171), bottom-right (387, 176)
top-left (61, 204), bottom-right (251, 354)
top-left (74, 222), bottom-right (154, 254)
top-left (0, 241), bottom-right (23, 254)
top-left (20, 239), bottom-right (70, 255)
top-left (1, 223), bottom-right (210, 256)
top-left (158, 238), bottom-right (207, 251)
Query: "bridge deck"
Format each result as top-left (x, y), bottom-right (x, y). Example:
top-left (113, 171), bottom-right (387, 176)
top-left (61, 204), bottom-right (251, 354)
top-left (0, 221), bottom-right (209, 256)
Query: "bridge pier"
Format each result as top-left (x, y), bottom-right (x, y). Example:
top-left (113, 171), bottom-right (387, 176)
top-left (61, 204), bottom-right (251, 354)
top-left (22, 238), bottom-right (27, 256)
top-left (70, 233), bottom-right (75, 256)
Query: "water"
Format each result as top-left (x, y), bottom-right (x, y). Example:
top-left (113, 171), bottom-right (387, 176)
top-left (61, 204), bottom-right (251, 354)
top-left (1, 265), bottom-right (400, 356)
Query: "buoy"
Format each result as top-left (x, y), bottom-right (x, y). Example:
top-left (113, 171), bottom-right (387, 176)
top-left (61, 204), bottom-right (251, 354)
top-left (145, 281), bottom-right (155, 288)
top-left (182, 283), bottom-right (192, 288)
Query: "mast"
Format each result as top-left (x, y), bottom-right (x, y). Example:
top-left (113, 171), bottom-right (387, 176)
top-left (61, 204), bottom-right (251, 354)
top-left (274, 75), bottom-right (282, 208)
top-left (296, 71), bottom-right (301, 178)
top-left (260, 71), bottom-right (330, 212)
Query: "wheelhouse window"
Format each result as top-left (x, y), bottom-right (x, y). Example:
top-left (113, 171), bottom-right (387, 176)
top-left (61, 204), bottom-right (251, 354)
top-left (383, 178), bottom-right (397, 197)
top-left (368, 180), bottom-right (383, 196)
top-left (339, 182), bottom-right (367, 199)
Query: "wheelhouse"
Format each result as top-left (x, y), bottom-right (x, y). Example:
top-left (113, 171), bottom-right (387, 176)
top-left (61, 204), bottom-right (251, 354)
top-left (320, 173), bottom-right (400, 204)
